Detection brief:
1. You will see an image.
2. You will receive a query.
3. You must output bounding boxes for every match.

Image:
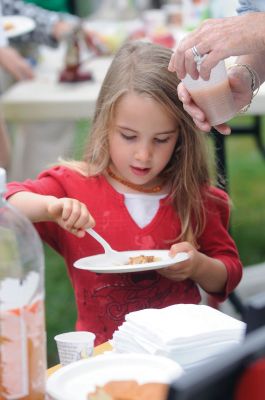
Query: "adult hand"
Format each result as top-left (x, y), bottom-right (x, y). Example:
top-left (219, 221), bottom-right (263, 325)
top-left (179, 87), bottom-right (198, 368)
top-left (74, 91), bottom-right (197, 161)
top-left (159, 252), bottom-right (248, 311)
top-left (169, 12), bottom-right (265, 80)
top-left (0, 47), bottom-right (34, 81)
top-left (52, 20), bottom-right (76, 41)
top-left (177, 64), bottom-right (253, 135)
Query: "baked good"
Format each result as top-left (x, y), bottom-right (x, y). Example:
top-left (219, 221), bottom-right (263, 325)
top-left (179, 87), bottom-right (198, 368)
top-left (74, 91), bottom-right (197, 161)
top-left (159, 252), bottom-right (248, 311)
top-left (87, 380), bottom-right (168, 400)
top-left (3, 21), bottom-right (14, 31)
top-left (127, 255), bottom-right (160, 265)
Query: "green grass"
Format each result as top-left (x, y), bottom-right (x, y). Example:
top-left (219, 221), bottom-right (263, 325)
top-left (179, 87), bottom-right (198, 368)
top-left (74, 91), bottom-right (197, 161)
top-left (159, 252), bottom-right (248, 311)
top-left (45, 246), bottom-right (76, 366)
top-left (44, 116), bottom-right (265, 366)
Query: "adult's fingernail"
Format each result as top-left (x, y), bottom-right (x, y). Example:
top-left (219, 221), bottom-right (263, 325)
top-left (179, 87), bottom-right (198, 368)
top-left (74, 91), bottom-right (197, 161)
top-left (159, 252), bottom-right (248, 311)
top-left (223, 128), bottom-right (231, 136)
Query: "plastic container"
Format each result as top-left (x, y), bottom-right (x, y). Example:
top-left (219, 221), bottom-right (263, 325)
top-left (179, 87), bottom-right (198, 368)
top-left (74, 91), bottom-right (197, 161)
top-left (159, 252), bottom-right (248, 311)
top-left (0, 168), bottom-right (47, 400)
top-left (182, 59), bottom-right (236, 126)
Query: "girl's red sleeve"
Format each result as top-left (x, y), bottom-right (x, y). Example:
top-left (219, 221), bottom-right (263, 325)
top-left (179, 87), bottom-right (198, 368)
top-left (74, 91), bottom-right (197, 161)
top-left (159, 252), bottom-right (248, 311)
top-left (198, 187), bottom-right (243, 301)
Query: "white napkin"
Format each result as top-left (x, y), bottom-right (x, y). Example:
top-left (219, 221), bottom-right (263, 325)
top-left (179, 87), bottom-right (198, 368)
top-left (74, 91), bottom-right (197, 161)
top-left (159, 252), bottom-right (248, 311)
top-left (111, 304), bottom-right (246, 368)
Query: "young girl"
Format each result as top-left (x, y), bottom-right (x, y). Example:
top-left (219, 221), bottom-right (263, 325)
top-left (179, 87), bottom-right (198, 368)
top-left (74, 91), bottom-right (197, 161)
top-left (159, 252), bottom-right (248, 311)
top-left (6, 41), bottom-right (242, 345)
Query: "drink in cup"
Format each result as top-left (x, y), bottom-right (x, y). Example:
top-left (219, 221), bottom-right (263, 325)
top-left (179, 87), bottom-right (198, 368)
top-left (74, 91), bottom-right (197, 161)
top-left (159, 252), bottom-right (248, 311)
top-left (182, 59), bottom-right (236, 126)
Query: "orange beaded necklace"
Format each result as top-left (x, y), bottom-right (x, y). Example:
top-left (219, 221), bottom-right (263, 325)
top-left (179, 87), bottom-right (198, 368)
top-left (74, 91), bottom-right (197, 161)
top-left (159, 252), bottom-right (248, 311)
top-left (107, 167), bottom-right (162, 194)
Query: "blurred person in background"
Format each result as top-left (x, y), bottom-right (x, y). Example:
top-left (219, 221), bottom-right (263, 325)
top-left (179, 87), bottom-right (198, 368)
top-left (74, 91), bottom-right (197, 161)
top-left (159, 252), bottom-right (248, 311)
top-left (168, 0), bottom-right (265, 135)
top-left (2, 0), bottom-right (78, 53)
top-left (1, 0), bottom-right (81, 181)
top-left (24, 0), bottom-right (73, 13)
top-left (0, 4), bottom-right (30, 168)
top-left (0, 116), bottom-right (10, 169)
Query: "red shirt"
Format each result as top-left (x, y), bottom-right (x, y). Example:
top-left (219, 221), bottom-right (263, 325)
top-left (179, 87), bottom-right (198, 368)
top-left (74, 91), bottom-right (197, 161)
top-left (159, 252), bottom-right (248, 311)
top-left (6, 167), bottom-right (242, 344)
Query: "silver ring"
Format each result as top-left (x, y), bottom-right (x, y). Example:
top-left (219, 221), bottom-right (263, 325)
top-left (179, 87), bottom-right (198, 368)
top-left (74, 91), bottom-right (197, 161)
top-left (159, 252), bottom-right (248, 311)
top-left (192, 45), bottom-right (202, 64)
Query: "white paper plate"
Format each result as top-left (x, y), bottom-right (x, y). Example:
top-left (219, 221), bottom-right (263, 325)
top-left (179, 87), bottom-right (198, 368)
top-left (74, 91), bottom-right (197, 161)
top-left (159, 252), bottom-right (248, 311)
top-left (46, 353), bottom-right (183, 400)
top-left (74, 250), bottom-right (189, 273)
top-left (3, 16), bottom-right (36, 38)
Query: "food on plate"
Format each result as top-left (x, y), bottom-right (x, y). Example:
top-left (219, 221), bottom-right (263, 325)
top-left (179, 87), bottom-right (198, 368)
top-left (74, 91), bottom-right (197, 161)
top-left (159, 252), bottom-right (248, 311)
top-left (127, 255), bottom-right (160, 265)
top-left (87, 380), bottom-right (169, 400)
top-left (3, 21), bottom-right (14, 31)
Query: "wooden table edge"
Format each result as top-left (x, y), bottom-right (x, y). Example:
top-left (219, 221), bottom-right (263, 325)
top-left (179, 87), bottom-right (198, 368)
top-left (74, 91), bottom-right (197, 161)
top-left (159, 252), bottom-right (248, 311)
top-left (47, 341), bottom-right (112, 377)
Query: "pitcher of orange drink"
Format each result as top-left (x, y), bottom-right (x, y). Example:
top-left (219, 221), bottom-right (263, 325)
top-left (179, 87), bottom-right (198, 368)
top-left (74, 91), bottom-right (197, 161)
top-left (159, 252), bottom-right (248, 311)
top-left (0, 168), bottom-right (46, 400)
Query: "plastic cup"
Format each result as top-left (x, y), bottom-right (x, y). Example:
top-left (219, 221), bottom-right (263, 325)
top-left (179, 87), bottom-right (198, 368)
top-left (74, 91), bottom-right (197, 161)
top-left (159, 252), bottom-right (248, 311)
top-left (182, 59), bottom-right (236, 126)
top-left (54, 331), bottom-right (96, 366)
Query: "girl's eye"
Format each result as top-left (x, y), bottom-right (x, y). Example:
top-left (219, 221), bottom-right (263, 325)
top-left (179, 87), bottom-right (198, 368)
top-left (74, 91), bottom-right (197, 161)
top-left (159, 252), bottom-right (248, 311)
top-left (155, 137), bottom-right (170, 144)
top-left (120, 133), bottom-right (136, 140)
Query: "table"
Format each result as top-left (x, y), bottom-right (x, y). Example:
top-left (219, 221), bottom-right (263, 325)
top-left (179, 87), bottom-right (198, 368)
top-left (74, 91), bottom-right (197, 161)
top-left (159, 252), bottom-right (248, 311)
top-left (47, 341), bottom-right (112, 377)
top-left (0, 45), bottom-right (112, 122)
top-left (0, 45), bottom-right (113, 180)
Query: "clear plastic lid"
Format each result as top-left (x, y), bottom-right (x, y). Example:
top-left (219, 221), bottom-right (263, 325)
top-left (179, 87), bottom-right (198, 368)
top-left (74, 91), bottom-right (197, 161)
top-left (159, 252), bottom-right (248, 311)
top-left (0, 167), bottom-right (6, 193)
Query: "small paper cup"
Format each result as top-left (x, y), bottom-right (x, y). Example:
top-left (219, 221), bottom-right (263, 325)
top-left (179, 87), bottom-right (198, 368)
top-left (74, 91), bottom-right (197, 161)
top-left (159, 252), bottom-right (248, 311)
top-left (54, 331), bottom-right (96, 366)
top-left (182, 59), bottom-right (236, 126)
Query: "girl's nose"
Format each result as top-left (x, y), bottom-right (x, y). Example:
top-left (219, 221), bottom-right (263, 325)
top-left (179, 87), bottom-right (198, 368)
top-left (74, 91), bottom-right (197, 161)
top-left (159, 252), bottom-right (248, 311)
top-left (134, 145), bottom-right (152, 162)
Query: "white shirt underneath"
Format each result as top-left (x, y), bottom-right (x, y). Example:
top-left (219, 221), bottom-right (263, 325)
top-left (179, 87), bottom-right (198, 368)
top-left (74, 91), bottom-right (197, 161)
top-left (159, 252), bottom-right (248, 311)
top-left (123, 192), bottom-right (168, 228)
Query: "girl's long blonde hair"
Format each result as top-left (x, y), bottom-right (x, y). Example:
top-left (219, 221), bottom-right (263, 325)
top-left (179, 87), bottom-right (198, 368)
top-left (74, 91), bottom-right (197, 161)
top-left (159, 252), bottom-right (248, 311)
top-left (66, 41), bottom-right (215, 245)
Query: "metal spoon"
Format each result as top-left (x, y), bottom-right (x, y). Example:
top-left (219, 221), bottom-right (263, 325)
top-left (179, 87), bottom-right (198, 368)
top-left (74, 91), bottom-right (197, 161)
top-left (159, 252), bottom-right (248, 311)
top-left (86, 228), bottom-right (118, 255)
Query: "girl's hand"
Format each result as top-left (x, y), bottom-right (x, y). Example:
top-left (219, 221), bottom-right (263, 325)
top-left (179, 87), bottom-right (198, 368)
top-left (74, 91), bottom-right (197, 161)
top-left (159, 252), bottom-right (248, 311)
top-left (157, 242), bottom-right (200, 281)
top-left (47, 197), bottom-right (95, 238)
top-left (158, 242), bottom-right (228, 294)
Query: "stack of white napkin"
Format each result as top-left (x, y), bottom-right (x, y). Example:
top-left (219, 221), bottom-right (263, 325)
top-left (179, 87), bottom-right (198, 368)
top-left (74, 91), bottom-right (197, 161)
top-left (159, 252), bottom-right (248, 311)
top-left (111, 304), bottom-right (246, 370)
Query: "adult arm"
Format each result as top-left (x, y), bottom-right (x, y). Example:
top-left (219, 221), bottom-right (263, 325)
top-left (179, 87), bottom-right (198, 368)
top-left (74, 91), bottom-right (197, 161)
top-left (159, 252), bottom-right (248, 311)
top-left (0, 46), bottom-right (34, 80)
top-left (0, 11), bottom-right (33, 80)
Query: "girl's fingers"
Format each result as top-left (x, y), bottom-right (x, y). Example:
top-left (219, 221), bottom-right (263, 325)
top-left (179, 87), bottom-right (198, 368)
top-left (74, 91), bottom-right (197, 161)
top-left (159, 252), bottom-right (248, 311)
top-left (70, 227), bottom-right (86, 238)
top-left (49, 198), bottom-right (95, 236)
top-left (71, 203), bottom-right (95, 230)
top-left (63, 201), bottom-right (95, 235)
top-left (61, 198), bottom-right (75, 221)
top-left (64, 200), bottom-right (85, 230)
top-left (66, 200), bottom-right (81, 228)
top-left (158, 267), bottom-right (187, 281)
